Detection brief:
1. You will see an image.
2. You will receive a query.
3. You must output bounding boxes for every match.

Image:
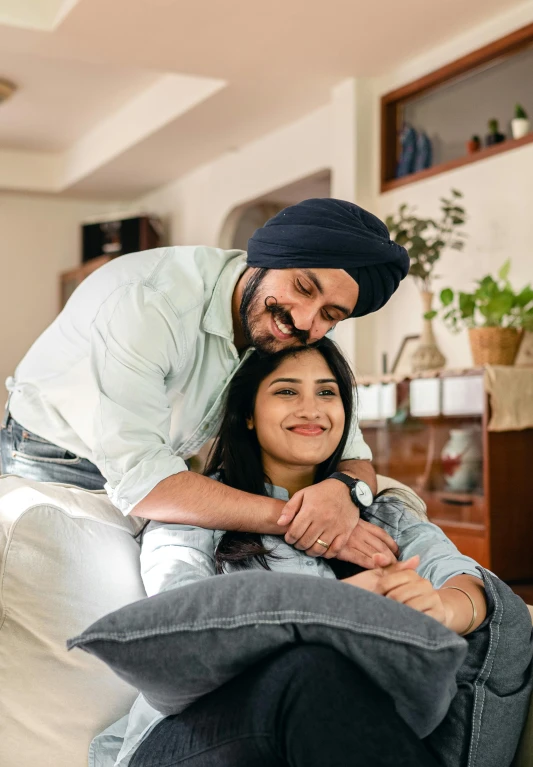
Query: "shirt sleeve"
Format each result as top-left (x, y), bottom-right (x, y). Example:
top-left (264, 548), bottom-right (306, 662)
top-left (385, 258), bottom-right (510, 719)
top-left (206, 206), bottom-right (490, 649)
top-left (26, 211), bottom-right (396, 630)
top-left (140, 521), bottom-right (217, 596)
top-left (89, 282), bottom-right (194, 514)
top-left (382, 503), bottom-right (481, 589)
top-left (341, 419), bottom-right (373, 461)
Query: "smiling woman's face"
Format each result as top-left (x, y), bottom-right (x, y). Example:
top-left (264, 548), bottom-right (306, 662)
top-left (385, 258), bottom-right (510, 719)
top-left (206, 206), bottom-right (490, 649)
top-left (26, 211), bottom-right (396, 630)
top-left (248, 349), bottom-right (345, 471)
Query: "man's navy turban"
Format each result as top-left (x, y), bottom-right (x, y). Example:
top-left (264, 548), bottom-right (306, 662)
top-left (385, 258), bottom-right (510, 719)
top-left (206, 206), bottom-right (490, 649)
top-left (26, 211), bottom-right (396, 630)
top-left (247, 198), bottom-right (410, 318)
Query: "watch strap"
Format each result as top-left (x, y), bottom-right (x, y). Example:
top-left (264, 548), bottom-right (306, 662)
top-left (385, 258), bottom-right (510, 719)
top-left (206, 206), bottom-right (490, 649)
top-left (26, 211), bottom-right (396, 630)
top-left (328, 472), bottom-right (357, 489)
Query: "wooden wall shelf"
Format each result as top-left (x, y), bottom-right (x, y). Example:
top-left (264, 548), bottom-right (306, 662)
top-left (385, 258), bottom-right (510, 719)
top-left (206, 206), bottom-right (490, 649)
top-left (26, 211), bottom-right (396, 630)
top-left (382, 131), bottom-right (533, 193)
top-left (381, 21), bottom-right (533, 193)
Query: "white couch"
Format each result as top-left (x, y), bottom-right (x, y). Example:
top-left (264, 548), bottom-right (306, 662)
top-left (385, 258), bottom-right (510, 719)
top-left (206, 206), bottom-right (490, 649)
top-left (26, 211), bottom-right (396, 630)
top-left (0, 474), bottom-right (531, 767)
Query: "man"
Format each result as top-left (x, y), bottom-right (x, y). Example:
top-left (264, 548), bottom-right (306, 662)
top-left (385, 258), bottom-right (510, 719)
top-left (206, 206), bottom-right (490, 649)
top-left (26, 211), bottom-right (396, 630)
top-left (1, 198), bottom-right (409, 567)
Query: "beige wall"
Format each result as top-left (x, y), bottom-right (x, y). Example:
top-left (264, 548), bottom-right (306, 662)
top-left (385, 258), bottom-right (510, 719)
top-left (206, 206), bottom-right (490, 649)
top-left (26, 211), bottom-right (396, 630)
top-left (139, 105), bottom-right (332, 247)
top-left (0, 192), bottom-right (124, 392)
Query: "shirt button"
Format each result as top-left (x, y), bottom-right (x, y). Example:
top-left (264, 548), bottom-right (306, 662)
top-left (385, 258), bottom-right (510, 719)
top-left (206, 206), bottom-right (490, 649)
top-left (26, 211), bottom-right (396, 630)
top-left (202, 423), bottom-right (210, 431)
top-left (306, 561), bottom-right (314, 567)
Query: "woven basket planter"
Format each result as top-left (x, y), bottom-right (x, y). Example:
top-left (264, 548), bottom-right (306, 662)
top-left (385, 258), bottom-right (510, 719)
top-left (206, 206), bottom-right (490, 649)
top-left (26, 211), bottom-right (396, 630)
top-left (469, 327), bottom-right (523, 366)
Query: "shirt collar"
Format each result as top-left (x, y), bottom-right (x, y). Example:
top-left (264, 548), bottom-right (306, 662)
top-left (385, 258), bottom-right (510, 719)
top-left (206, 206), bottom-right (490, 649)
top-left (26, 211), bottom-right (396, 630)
top-left (202, 252), bottom-right (248, 341)
top-left (265, 483), bottom-right (290, 501)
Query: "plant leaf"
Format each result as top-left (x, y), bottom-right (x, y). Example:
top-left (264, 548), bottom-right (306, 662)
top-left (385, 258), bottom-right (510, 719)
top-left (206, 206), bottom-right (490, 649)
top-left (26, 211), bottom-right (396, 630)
top-left (440, 288), bottom-right (454, 306)
top-left (498, 260), bottom-right (511, 282)
top-left (395, 231), bottom-right (409, 246)
top-left (485, 292), bottom-right (514, 323)
top-left (515, 285), bottom-right (533, 307)
top-left (458, 292), bottom-right (476, 318)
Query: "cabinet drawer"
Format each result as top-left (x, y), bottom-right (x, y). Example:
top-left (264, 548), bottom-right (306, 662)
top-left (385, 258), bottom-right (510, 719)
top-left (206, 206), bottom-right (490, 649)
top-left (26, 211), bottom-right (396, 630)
top-left (424, 491), bottom-right (485, 526)
top-left (437, 525), bottom-right (490, 568)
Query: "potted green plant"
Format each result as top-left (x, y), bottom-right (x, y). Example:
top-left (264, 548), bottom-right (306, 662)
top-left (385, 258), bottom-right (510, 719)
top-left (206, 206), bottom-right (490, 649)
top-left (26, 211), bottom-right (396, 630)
top-left (434, 261), bottom-right (533, 366)
top-left (511, 104), bottom-right (530, 140)
top-left (466, 135), bottom-right (481, 154)
top-left (485, 118), bottom-right (506, 146)
top-left (385, 189), bottom-right (466, 372)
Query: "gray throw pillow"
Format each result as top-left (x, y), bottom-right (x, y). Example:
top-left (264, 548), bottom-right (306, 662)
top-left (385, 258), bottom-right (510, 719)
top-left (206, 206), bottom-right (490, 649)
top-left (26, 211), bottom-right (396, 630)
top-left (68, 571), bottom-right (467, 738)
top-left (424, 568), bottom-right (533, 767)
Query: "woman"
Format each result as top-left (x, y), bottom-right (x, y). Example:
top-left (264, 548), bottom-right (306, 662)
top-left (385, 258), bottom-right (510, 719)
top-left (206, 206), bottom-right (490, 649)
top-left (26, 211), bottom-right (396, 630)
top-left (92, 339), bottom-right (497, 767)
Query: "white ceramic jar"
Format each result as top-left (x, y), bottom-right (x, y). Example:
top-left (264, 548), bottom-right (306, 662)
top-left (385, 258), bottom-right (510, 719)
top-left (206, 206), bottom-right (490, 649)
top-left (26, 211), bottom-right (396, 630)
top-left (441, 427), bottom-right (482, 492)
top-left (511, 117), bottom-right (530, 140)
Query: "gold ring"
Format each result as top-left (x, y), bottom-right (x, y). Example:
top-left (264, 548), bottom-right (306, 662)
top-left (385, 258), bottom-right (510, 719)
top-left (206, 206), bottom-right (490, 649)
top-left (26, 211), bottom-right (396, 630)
top-left (316, 538), bottom-right (329, 549)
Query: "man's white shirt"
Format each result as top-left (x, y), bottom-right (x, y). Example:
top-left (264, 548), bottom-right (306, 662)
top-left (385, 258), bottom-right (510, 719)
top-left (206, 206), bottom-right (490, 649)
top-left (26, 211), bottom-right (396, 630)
top-left (6, 246), bottom-right (371, 514)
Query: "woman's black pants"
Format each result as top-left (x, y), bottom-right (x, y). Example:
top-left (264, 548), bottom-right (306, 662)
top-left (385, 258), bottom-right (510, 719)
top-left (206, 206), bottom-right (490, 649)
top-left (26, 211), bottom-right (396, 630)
top-left (130, 645), bottom-right (440, 767)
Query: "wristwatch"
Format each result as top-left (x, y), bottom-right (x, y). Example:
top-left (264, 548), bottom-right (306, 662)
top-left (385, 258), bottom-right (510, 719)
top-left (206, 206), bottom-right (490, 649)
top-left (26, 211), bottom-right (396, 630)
top-left (328, 472), bottom-right (374, 511)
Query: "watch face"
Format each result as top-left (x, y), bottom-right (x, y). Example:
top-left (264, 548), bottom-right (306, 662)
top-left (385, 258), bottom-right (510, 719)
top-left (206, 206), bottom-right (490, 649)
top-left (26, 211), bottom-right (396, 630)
top-left (352, 481), bottom-right (373, 508)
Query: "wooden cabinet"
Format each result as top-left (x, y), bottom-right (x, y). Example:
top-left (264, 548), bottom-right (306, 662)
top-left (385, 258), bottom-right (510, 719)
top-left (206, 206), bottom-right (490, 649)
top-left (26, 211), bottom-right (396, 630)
top-left (60, 255), bottom-right (112, 310)
top-left (60, 215), bottom-right (162, 310)
top-left (360, 371), bottom-right (533, 587)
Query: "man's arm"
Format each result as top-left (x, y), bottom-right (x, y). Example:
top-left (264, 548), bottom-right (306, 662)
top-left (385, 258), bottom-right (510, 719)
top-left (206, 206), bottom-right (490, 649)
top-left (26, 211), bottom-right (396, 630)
top-left (132, 471), bottom-right (286, 534)
top-left (132, 458), bottom-right (377, 532)
top-left (133, 469), bottom-right (398, 570)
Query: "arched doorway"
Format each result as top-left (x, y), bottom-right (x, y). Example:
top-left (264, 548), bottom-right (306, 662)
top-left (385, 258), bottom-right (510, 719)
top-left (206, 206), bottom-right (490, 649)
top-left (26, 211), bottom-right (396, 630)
top-left (218, 169), bottom-right (331, 250)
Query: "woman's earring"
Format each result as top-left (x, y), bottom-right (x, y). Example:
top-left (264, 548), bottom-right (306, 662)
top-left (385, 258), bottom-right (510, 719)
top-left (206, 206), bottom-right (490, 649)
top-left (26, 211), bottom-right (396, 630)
top-left (246, 417), bottom-right (254, 430)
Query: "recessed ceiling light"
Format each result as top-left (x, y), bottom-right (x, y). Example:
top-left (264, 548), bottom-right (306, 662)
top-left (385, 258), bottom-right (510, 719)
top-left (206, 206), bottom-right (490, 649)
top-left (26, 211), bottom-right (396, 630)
top-left (0, 79), bottom-right (17, 104)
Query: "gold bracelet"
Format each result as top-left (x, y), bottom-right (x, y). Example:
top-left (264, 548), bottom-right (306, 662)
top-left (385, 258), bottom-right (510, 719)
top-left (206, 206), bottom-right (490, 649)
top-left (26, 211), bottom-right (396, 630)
top-left (441, 586), bottom-right (477, 635)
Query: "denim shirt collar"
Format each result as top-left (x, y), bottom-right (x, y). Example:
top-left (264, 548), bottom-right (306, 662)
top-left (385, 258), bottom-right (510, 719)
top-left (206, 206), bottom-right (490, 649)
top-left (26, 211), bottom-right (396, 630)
top-left (264, 483), bottom-right (290, 501)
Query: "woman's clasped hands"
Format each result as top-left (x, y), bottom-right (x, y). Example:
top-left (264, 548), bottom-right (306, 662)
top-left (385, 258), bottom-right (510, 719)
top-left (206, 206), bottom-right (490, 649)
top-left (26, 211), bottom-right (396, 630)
top-left (344, 554), bottom-right (451, 629)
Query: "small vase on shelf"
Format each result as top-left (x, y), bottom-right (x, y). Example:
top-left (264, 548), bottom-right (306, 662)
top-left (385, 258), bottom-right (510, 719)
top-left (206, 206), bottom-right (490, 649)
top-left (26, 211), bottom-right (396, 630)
top-left (411, 291), bottom-right (446, 373)
top-left (511, 104), bottom-right (530, 140)
top-left (441, 427), bottom-right (482, 492)
top-left (466, 135), bottom-right (481, 154)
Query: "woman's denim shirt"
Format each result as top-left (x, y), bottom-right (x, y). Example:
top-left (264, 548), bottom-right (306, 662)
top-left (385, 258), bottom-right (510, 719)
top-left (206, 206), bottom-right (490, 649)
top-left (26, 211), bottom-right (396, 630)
top-left (90, 487), bottom-right (481, 767)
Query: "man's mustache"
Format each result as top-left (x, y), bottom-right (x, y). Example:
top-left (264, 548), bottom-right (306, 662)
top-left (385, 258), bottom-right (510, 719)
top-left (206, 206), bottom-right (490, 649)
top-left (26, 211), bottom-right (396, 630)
top-left (265, 300), bottom-right (310, 345)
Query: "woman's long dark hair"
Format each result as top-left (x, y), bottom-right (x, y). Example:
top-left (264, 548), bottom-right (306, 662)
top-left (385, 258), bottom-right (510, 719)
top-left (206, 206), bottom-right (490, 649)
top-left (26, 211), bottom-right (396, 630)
top-left (204, 337), bottom-right (360, 576)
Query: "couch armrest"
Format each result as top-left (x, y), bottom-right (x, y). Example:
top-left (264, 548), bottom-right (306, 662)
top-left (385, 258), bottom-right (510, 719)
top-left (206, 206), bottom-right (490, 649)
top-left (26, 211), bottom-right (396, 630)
top-left (376, 474), bottom-right (427, 520)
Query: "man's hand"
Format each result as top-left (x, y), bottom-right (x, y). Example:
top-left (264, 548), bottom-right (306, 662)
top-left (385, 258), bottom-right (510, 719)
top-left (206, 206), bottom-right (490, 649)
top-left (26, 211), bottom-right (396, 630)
top-left (342, 551), bottom-right (418, 592)
top-left (277, 478), bottom-right (360, 558)
top-left (336, 519), bottom-right (399, 568)
top-left (277, 478), bottom-right (399, 566)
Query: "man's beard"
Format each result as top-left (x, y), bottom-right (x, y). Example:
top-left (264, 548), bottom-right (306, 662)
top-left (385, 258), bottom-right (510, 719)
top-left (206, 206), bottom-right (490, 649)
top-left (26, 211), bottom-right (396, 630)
top-left (239, 268), bottom-right (310, 355)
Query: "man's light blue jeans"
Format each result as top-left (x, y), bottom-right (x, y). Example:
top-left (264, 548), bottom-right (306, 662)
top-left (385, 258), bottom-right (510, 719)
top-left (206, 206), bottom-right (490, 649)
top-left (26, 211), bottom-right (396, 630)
top-left (0, 414), bottom-right (106, 490)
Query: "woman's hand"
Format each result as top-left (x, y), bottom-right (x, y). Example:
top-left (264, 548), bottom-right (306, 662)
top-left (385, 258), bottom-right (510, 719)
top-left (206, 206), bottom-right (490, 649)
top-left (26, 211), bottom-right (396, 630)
top-left (277, 480), bottom-right (398, 565)
top-left (343, 554), bottom-right (485, 634)
top-left (343, 553), bottom-right (451, 629)
top-left (342, 552), bottom-right (418, 594)
top-left (377, 555), bottom-right (451, 628)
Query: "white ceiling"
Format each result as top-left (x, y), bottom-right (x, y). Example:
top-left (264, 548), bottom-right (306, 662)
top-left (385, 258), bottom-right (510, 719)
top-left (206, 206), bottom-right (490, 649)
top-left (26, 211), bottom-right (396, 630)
top-left (0, 51), bottom-right (159, 151)
top-left (0, 0), bottom-right (529, 198)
